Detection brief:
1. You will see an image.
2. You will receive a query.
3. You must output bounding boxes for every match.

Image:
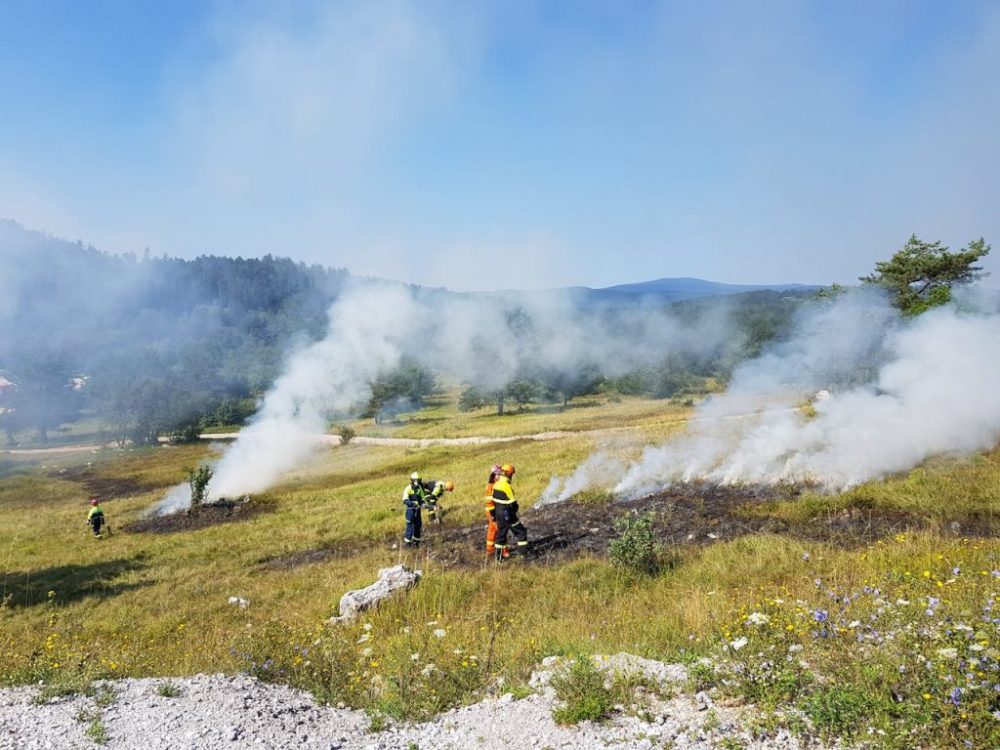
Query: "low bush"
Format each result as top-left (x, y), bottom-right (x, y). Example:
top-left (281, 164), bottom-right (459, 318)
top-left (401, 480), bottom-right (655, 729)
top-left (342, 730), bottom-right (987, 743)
top-left (551, 656), bottom-right (613, 725)
top-left (608, 512), bottom-right (661, 576)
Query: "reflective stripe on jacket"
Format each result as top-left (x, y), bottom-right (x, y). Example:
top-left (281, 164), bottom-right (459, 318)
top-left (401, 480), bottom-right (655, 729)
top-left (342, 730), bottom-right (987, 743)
top-left (402, 484), bottom-right (426, 508)
top-left (484, 482), bottom-right (496, 511)
top-left (492, 476), bottom-right (515, 505)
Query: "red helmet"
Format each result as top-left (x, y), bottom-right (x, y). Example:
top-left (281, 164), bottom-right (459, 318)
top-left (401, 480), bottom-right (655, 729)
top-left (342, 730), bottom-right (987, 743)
top-left (500, 464), bottom-right (515, 477)
top-left (89, 498), bottom-right (99, 506)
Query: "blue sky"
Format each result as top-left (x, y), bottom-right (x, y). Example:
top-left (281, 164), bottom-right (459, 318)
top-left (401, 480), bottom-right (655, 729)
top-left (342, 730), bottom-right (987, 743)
top-left (1, 0), bottom-right (998, 290)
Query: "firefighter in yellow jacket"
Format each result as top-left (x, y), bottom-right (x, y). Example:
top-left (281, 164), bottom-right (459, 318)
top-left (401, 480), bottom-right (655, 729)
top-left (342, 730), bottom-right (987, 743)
top-left (491, 464), bottom-right (529, 560)
top-left (86, 497), bottom-right (106, 538)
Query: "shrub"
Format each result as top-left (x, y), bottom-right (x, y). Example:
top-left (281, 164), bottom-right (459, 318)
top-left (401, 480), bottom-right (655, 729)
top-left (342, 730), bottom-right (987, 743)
top-left (169, 422), bottom-right (202, 444)
top-left (551, 656), bottom-right (613, 725)
top-left (336, 424), bottom-right (356, 446)
top-left (608, 512), bottom-right (661, 576)
top-left (457, 387), bottom-right (487, 412)
top-left (187, 465), bottom-right (213, 512)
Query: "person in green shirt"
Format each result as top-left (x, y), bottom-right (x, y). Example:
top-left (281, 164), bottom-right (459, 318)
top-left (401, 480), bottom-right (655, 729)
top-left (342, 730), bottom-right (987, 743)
top-left (86, 497), bottom-right (105, 538)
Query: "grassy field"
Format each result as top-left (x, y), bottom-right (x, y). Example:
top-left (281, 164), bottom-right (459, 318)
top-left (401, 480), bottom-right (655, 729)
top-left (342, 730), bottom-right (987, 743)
top-left (1, 398), bottom-right (998, 748)
top-left (347, 390), bottom-right (703, 440)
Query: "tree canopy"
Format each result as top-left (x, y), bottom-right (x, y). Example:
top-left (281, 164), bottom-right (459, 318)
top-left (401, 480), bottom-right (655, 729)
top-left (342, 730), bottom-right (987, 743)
top-left (861, 235), bottom-right (990, 315)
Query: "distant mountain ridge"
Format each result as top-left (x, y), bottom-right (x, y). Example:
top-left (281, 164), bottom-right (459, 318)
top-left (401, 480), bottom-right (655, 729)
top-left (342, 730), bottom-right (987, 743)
top-left (1, 220), bottom-right (821, 310)
top-left (602, 277), bottom-right (820, 298)
top-left (491, 277), bottom-right (822, 307)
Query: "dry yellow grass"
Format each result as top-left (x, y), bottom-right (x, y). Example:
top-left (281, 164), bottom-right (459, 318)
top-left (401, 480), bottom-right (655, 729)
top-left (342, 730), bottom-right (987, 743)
top-left (2, 406), bottom-right (999, 747)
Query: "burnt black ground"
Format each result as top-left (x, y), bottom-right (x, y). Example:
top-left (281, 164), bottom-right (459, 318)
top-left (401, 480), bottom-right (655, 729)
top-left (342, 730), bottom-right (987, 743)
top-left (260, 483), bottom-right (997, 571)
top-left (124, 497), bottom-right (275, 534)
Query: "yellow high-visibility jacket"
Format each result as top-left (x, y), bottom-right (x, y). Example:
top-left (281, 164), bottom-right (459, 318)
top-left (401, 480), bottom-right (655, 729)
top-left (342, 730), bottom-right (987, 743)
top-left (492, 476), bottom-right (515, 505)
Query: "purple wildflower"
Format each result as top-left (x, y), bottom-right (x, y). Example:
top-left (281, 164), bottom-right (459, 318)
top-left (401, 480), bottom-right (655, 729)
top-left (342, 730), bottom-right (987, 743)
top-left (950, 687), bottom-right (961, 706)
top-left (813, 609), bottom-right (829, 623)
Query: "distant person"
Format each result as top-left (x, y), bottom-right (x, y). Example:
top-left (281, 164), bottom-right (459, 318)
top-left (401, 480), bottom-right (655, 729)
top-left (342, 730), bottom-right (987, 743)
top-left (402, 472), bottom-right (428, 547)
top-left (492, 464), bottom-right (529, 561)
top-left (421, 479), bottom-right (454, 523)
top-left (484, 464), bottom-right (505, 559)
top-left (86, 497), bottom-right (105, 538)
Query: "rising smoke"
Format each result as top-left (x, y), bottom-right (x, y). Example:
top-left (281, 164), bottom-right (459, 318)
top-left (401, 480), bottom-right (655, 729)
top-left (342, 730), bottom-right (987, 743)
top-left (543, 290), bottom-right (1000, 501)
top-left (167, 280), bottom-right (738, 507)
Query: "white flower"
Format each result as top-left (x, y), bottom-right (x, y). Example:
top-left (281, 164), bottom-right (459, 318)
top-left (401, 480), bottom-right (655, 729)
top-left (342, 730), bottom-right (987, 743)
top-left (410, 653), bottom-right (420, 661)
top-left (896, 598), bottom-right (910, 606)
top-left (357, 633), bottom-right (371, 643)
top-left (936, 648), bottom-right (958, 660)
top-left (361, 647), bottom-right (373, 657)
top-left (788, 644), bottom-right (804, 653)
top-left (729, 637), bottom-right (748, 651)
top-left (848, 621), bottom-right (861, 629)
top-left (746, 612), bottom-right (770, 626)
top-left (363, 623), bottom-right (373, 631)
top-left (421, 663), bottom-right (437, 677)
top-left (970, 644), bottom-right (985, 652)
top-left (426, 620), bottom-right (438, 626)
top-left (433, 628), bottom-right (447, 638)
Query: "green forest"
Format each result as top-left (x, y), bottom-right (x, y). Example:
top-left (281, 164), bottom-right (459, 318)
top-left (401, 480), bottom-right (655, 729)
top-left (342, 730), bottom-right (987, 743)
top-left (0, 220), bottom-right (816, 446)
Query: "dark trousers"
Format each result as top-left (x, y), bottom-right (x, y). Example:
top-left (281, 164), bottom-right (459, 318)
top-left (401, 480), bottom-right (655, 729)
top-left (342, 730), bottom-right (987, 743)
top-left (89, 517), bottom-right (104, 536)
top-left (404, 507), bottom-right (422, 546)
top-left (494, 503), bottom-right (528, 553)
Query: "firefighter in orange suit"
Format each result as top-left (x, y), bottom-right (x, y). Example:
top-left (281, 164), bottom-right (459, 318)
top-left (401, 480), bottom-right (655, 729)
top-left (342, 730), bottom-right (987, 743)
top-left (484, 464), bottom-right (506, 559)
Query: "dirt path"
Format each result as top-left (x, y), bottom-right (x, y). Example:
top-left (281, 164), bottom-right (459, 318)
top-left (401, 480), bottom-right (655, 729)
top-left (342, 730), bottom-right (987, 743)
top-left (1, 443), bottom-right (107, 455)
top-left (3, 404), bottom-right (804, 456)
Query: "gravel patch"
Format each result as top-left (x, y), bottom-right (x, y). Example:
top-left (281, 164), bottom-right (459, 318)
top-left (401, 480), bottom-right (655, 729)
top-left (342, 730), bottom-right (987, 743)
top-left (0, 659), bottom-right (833, 750)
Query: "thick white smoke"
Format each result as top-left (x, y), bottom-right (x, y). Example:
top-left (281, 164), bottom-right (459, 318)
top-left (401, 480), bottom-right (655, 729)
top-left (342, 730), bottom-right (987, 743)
top-left (151, 282), bottom-right (418, 510)
top-left (537, 450), bottom-right (628, 507)
top-left (153, 280), bottom-right (740, 508)
top-left (206, 283), bottom-right (419, 499)
top-left (540, 291), bottom-right (1000, 501)
top-left (606, 297), bottom-right (1000, 495)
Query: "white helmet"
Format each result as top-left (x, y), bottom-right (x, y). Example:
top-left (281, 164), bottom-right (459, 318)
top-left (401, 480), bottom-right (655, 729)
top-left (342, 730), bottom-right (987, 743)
top-left (410, 471), bottom-right (421, 481)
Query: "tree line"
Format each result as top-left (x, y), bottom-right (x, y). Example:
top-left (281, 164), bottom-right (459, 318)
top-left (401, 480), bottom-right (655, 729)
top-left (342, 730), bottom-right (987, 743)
top-left (0, 227), bottom-right (990, 443)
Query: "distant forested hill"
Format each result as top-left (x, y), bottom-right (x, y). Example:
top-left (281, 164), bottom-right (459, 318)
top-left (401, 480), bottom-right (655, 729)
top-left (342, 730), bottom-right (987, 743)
top-left (0, 221), bottom-right (818, 444)
top-left (0, 221), bottom-right (350, 443)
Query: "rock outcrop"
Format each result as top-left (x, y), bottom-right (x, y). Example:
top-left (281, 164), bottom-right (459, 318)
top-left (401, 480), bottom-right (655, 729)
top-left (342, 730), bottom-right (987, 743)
top-left (329, 564), bottom-right (421, 624)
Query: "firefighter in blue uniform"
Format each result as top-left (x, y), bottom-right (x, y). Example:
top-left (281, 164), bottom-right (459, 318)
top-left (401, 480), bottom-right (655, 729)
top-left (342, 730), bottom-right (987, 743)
top-left (402, 472), bottom-right (427, 547)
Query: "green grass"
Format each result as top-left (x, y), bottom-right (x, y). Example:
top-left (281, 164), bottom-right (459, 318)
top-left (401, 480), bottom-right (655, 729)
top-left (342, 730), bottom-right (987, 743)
top-left (85, 717), bottom-right (109, 745)
top-left (1, 403), bottom-right (999, 749)
top-left (550, 656), bottom-right (613, 724)
top-left (156, 681), bottom-right (182, 697)
top-left (347, 389), bottom-right (699, 440)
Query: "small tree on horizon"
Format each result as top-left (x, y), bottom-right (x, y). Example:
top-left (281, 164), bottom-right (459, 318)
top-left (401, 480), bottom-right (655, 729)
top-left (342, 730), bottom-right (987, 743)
top-left (861, 235), bottom-right (990, 316)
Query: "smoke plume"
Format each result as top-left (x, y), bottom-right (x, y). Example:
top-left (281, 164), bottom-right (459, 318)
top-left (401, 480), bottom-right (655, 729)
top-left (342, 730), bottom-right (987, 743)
top-left (547, 292), bottom-right (1000, 500)
top-left (205, 283), bottom-right (418, 498)
top-left (187, 281), bottom-right (740, 504)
